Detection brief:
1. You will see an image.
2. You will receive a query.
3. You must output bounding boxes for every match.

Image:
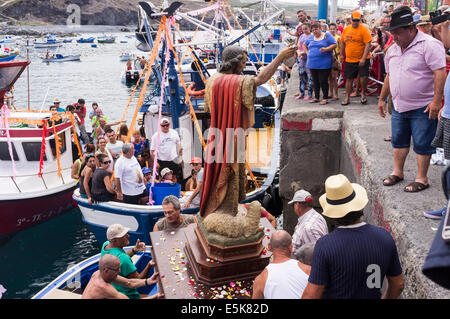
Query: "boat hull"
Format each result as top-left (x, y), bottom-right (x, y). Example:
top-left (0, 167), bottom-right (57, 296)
top-left (0, 185), bottom-right (76, 239)
top-left (0, 54), bottom-right (18, 62)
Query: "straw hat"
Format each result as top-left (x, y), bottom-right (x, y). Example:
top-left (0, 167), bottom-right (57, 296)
top-left (417, 15), bottom-right (431, 26)
top-left (319, 174), bottom-right (368, 218)
top-left (53, 98), bottom-right (61, 104)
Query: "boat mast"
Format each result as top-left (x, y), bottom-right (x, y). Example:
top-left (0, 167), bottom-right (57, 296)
top-left (26, 39), bottom-right (30, 110)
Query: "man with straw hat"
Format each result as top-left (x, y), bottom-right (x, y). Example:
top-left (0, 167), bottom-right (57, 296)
top-left (302, 174), bottom-right (404, 299)
top-left (417, 15), bottom-right (432, 35)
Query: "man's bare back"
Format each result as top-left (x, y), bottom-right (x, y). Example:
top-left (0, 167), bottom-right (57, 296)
top-left (82, 270), bottom-right (128, 299)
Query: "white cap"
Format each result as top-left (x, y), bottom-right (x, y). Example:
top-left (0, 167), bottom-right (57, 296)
top-left (288, 189), bottom-right (312, 204)
top-left (161, 167), bottom-right (173, 178)
top-left (106, 224), bottom-right (130, 240)
top-left (160, 118), bottom-right (170, 125)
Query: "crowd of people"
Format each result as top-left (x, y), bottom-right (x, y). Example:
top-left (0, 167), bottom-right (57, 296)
top-left (64, 98), bottom-right (203, 206)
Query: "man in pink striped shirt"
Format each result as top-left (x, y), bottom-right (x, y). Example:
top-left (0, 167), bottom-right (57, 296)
top-left (289, 190), bottom-right (328, 260)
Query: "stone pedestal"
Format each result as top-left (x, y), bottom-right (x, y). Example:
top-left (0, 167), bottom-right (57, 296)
top-left (183, 217), bottom-right (273, 286)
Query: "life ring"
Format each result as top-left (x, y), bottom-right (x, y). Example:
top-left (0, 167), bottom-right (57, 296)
top-left (187, 82), bottom-right (205, 98)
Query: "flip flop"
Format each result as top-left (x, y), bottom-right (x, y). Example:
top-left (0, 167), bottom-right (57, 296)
top-left (319, 99), bottom-right (328, 105)
top-left (341, 99), bottom-right (350, 105)
top-left (404, 181), bottom-right (429, 193)
top-left (310, 99), bottom-right (320, 103)
top-left (384, 137), bottom-right (391, 142)
top-left (383, 175), bottom-right (404, 186)
top-left (360, 97), bottom-right (368, 104)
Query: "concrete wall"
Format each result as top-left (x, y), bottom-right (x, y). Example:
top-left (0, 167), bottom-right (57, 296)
top-left (280, 71), bottom-right (450, 298)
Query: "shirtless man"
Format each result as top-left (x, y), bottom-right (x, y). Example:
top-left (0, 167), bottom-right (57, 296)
top-left (82, 254), bottom-right (163, 299)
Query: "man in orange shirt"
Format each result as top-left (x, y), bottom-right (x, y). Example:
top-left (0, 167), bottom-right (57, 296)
top-left (340, 11), bottom-right (372, 105)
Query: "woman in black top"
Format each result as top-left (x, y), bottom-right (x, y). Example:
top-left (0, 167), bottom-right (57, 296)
top-left (91, 153), bottom-right (117, 203)
top-left (79, 154), bottom-right (96, 203)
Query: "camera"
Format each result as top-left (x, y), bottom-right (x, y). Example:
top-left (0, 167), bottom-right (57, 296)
top-left (430, 10), bottom-right (450, 25)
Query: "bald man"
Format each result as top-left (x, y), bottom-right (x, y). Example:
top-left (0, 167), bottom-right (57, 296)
top-left (82, 254), bottom-right (163, 299)
top-left (252, 230), bottom-right (313, 299)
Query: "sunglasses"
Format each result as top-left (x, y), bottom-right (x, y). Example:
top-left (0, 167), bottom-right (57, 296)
top-left (352, 19), bottom-right (360, 22)
top-left (192, 163), bottom-right (201, 166)
top-left (103, 160), bottom-right (111, 165)
top-left (161, 124), bottom-right (169, 127)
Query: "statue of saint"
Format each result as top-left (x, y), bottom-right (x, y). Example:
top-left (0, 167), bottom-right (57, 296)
top-left (199, 45), bottom-right (296, 218)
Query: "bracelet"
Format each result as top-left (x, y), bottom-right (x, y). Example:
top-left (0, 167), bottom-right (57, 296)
top-left (145, 278), bottom-right (148, 287)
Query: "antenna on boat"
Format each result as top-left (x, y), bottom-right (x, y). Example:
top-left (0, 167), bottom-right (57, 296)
top-left (26, 39), bottom-right (30, 110)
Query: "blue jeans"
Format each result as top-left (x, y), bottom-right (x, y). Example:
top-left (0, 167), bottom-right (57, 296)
top-left (391, 105), bottom-right (438, 155)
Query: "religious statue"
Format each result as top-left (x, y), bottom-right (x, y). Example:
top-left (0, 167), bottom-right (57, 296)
top-left (199, 44), bottom-right (296, 219)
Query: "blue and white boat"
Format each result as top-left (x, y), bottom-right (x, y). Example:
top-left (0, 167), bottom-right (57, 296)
top-left (0, 44), bottom-right (19, 62)
top-left (77, 37), bottom-right (95, 43)
top-left (34, 35), bottom-right (63, 49)
top-left (31, 246), bottom-right (158, 299)
top-left (42, 54), bottom-right (81, 63)
top-left (0, 35), bottom-right (21, 44)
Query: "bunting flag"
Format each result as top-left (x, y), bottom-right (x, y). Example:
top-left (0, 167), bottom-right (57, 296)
top-left (38, 120), bottom-right (47, 177)
top-left (0, 104), bottom-right (18, 180)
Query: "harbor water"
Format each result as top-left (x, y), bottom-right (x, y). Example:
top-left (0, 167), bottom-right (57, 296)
top-left (0, 29), bottom-right (148, 299)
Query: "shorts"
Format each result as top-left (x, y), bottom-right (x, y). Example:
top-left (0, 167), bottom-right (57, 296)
top-left (431, 116), bottom-right (450, 160)
top-left (344, 60), bottom-right (370, 79)
top-left (391, 105), bottom-right (438, 155)
top-left (123, 190), bottom-right (147, 205)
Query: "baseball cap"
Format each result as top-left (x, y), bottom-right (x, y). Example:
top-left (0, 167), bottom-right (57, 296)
top-left (106, 224), bottom-right (130, 240)
top-left (161, 167), bottom-right (173, 177)
top-left (142, 166), bottom-right (151, 175)
top-left (288, 189), bottom-right (312, 204)
top-left (160, 118), bottom-right (170, 125)
top-left (352, 11), bottom-right (361, 20)
top-left (190, 157), bottom-right (202, 164)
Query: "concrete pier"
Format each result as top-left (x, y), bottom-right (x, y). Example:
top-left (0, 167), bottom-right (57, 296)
top-left (280, 71), bottom-right (450, 298)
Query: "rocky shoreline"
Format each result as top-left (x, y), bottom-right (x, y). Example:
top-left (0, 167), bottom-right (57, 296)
top-left (0, 24), bottom-right (135, 37)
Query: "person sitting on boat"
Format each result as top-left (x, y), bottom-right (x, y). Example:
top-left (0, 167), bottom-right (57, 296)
top-left (153, 195), bottom-right (197, 232)
top-left (115, 143), bottom-right (147, 205)
top-left (91, 153), bottom-right (116, 203)
top-left (95, 137), bottom-right (114, 173)
top-left (101, 224), bottom-right (157, 299)
top-left (82, 254), bottom-right (163, 299)
top-left (185, 169), bottom-right (197, 192)
top-left (182, 157), bottom-right (203, 209)
top-left (160, 167), bottom-right (176, 184)
top-left (49, 105), bottom-right (63, 125)
top-left (79, 154), bottom-right (96, 204)
top-left (105, 128), bottom-right (124, 163)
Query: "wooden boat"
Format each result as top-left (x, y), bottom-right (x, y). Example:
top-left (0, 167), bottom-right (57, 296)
top-left (42, 54), bottom-right (81, 63)
top-left (31, 246), bottom-right (158, 299)
top-left (97, 36), bottom-right (116, 44)
top-left (0, 61), bottom-right (78, 244)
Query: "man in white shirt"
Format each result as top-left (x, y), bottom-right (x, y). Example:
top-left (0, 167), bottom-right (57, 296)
top-left (106, 128), bottom-right (124, 163)
top-left (150, 118), bottom-right (183, 186)
top-left (252, 230), bottom-right (313, 299)
top-left (289, 189), bottom-right (328, 260)
top-left (115, 143), bottom-right (147, 205)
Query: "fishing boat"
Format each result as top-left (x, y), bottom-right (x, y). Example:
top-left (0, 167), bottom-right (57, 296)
top-left (31, 246), bottom-right (158, 299)
top-left (42, 54), bottom-right (81, 63)
top-left (0, 44), bottom-right (19, 62)
top-left (74, 0), bottom-right (284, 245)
top-left (34, 35), bottom-right (63, 49)
top-left (76, 37), bottom-right (95, 44)
top-left (0, 61), bottom-right (79, 245)
top-left (62, 39), bottom-right (73, 43)
top-left (97, 36), bottom-right (116, 44)
top-left (120, 52), bottom-right (135, 62)
top-left (0, 35), bottom-right (21, 44)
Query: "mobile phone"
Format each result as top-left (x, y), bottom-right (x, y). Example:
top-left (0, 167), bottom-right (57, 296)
top-left (285, 38), bottom-right (295, 46)
top-left (442, 203), bottom-right (450, 243)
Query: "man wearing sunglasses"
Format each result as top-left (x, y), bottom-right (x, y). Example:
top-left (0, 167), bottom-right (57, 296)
top-left (150, 118), bottom-right (183, 187)
top-left (340, 11), bottom-right (373, 105)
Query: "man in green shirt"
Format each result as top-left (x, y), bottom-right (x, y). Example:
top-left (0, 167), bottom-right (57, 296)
top-left (101, 224), bottom-right (156, 299)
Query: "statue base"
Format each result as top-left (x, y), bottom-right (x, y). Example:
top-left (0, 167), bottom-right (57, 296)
top-left (183, 218), bottom-right (272, 286)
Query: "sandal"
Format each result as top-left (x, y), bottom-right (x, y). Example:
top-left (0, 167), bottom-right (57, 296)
top-left (360, 96), bottom-right (368, 104)
top-left (404, 181), bottom-right (429, 193)
top-left (319, 99), bottom-right (328, 105)
top-left (384, 136), bottom-right (391, 142)
top-left (309, 99), bottom-right (320, 103)
top-left (383, 175), bottom-right (404, 186)
top-left (350, 92), bottom-right (360, 97)
top-left (341, 99), bottom-right (350, 105)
